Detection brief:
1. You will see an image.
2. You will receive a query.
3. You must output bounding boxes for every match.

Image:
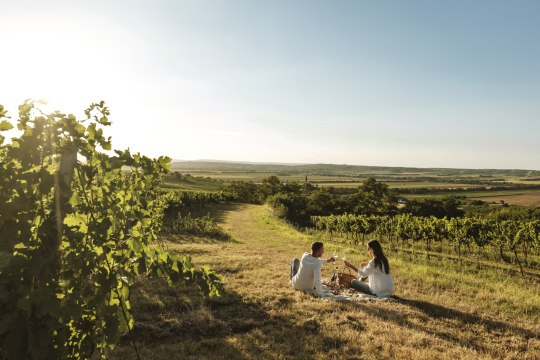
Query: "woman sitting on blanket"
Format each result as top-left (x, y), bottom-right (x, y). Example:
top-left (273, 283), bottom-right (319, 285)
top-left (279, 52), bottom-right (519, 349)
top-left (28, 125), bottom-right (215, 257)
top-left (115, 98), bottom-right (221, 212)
top-left (343, 240), bottom-right (393, 298)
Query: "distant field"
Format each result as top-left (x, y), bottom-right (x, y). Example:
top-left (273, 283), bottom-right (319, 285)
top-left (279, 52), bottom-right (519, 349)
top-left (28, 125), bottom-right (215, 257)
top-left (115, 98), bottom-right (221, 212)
top-left (170, 160), bottom-right (540, 180)
top-left (167, 161), bottom-right (540, 207)
top-left (315, 181), bottom-right (479, 189)
top-left (509, 179), bottom-right (540, 185)
top-left (313, 182), bottom-right (367, 188)
top-left (172, 172), bottom-right (481, 189)
top-left (406, 189), bottom-right (540, 207)
top-left (164, 175), bottom-right (540, 207)
top-left (178, 172), bottom-right (370, 183)
top-left (382, 182), bottom-right (478, 189)
top-left (469, 190), bottom-right (540, 207)
top-left (196, 173), bottom-right (256, 180)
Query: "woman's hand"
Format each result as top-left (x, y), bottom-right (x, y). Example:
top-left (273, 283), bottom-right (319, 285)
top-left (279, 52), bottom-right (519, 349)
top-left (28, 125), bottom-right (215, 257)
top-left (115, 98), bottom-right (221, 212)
top-left (359, 262), bottom-right (367, 268)
top-left (327, 257), bottom-right (336, 263)
top-left (344, 260), bottom-right (358, 273)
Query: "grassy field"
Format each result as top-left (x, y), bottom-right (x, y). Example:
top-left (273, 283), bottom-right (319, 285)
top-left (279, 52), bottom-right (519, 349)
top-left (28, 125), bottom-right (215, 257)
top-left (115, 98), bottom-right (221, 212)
top-left (111, 204), bottom-right (539, 360)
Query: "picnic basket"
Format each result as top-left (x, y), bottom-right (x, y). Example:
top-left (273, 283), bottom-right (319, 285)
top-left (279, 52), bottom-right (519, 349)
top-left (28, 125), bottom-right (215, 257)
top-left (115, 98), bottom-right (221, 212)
top-left (337, 268), bottom-right (357, 288)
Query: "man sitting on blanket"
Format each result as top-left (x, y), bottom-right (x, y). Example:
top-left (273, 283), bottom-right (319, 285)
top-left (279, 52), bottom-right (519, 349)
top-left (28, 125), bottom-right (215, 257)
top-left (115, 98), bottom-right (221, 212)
top-left (290, 242), bottom-right (335, 297)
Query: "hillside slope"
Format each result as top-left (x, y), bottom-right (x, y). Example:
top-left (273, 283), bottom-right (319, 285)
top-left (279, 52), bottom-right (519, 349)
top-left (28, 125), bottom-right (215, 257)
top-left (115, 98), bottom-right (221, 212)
top-left (111, 204), bottom-right (539, 360)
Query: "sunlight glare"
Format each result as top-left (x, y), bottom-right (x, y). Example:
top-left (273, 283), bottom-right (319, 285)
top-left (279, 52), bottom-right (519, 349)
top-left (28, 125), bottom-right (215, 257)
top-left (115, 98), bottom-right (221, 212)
top-left (1, 11), bottom-right (136, 117)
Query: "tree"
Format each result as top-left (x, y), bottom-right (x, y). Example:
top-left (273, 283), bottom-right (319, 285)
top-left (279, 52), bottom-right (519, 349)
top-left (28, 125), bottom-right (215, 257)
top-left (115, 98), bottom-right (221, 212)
top-left (306, 188), bottom-right (337, 216)
top-left (226, 181), bottom-right (264, 204)
top-left (266, 192), bottom-right (309, 226)
top-left (403, 197), bottom-right (463, 218)
top-left (260, 175), bottom-right (283, 197)
top-left (347, 178), bottom-right (397, 216)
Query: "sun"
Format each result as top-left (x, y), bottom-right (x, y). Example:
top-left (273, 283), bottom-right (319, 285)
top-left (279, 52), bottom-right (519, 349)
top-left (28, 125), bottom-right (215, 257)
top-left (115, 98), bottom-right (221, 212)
top-left (0, 10), bottom-right (129, 117)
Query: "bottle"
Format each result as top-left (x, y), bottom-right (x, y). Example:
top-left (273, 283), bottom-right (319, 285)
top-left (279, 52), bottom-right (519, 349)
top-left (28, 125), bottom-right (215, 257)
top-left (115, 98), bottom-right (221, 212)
top-left (330, 266), bottom-right (338, 285)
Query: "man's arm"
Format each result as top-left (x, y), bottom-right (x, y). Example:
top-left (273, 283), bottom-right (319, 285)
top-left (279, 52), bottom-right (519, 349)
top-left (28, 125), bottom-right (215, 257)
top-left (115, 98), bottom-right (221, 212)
top-left (321, 257), bottom-right (336, 264)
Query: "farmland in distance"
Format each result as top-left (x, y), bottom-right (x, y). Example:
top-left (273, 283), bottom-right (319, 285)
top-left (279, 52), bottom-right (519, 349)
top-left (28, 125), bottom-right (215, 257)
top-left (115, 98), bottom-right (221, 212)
top-left (167, 161), bottom-right (540, 207)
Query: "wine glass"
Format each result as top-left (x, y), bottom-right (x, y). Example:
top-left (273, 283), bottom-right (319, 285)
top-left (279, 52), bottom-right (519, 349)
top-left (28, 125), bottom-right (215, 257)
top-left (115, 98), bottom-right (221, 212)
top-left (332, 250), bottom-right (339, 260)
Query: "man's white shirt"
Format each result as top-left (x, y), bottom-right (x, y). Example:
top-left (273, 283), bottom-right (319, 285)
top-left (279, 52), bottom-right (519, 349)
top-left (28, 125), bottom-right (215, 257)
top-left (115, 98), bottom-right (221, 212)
top-left (291, 253), bottom-right (328, 297)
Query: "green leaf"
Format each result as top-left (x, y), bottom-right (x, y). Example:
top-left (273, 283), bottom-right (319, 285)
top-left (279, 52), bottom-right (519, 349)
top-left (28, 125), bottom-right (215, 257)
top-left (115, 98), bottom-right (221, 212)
top-left (102, 139), bottom-right (112, 150)
top-left (74, 122), bottom-right (85, 135)
top-left (0, 120), bottom-right (13, 131)
top-left (0, 104), bottom-right (7, 117)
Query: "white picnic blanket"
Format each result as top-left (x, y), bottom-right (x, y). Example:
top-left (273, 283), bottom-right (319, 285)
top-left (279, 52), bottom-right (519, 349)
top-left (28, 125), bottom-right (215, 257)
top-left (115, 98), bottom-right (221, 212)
top-left (319, 285), bottom-right (393, 302)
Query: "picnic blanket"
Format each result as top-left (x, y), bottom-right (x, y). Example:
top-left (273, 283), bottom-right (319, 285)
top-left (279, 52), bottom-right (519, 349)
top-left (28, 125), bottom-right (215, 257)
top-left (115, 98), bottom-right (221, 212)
top-left (319, 285), bottom-right (393, 302)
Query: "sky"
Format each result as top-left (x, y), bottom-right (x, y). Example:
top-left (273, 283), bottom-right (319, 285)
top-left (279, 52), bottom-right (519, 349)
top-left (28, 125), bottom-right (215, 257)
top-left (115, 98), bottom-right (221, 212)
top-left (1, 0), bottom-right (539, 170)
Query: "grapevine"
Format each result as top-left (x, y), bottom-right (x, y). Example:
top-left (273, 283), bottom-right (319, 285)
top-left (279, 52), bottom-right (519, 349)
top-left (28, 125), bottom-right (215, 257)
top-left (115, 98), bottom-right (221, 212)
top-left (0, 101), bottom-right (222, 359)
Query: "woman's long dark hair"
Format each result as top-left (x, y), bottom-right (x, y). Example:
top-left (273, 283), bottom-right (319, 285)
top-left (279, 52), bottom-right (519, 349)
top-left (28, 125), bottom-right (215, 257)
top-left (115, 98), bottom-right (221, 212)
top-left (368, 240), bottom-right (390, 274)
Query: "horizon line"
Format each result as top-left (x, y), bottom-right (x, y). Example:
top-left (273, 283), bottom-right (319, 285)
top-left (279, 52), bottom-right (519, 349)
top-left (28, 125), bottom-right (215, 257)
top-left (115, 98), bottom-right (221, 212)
top-left (170, 159), bottom-right (540, 172)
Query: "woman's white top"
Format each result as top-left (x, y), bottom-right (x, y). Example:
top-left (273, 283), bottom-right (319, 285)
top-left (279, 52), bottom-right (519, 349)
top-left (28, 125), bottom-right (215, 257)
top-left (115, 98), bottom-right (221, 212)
top-left (357, 259), bottom-right (393, 298)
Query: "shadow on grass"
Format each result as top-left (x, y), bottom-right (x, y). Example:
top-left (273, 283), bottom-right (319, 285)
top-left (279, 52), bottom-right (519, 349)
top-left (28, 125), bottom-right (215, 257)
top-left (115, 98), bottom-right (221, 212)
top-left (394, 296), bottom-right (538, 339)
top-left (205, 203), bottom-right (244, 224)
top-left (112, 280), bottom-right (336, 360)
top-left (174, 203), bottom-right (244, 225)
top-left (159, 203), bottom-right (245, 246)
top-left (161, 233), bottom-right (240, 245)
top-left (351, 295), bottom-right (537, 355)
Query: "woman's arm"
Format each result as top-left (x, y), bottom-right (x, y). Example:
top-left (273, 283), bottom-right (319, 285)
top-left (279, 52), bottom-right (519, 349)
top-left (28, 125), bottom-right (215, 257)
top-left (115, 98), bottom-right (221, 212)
top-left (343, 260), bottom-right (359, 273)
top-left (344, 260), bottom-right (375, 278)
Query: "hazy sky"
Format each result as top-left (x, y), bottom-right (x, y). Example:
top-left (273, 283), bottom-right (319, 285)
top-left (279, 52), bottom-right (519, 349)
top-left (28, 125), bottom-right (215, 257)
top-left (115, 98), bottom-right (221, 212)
top-left (1, 0), bottom-right (539, 169)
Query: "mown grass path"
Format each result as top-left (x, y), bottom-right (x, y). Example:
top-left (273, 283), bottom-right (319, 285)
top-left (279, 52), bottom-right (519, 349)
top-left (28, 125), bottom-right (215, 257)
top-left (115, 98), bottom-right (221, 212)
top-left (112, 204), bottom-right (540, 360)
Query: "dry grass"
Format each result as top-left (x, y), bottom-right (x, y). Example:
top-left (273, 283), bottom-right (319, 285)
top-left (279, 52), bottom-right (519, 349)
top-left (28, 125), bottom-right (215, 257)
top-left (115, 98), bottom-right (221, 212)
top-left (110, 204), bottom-right (540, 360)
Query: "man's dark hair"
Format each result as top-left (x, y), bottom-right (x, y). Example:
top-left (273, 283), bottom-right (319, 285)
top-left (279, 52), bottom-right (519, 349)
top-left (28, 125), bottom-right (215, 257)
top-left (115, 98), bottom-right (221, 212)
top-left (311, 242), bottom-right (324, 253)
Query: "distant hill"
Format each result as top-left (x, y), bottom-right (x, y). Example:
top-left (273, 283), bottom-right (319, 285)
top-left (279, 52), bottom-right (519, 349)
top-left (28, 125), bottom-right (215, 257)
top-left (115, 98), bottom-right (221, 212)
top-left (170, 160), bottom-right (540, 178)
